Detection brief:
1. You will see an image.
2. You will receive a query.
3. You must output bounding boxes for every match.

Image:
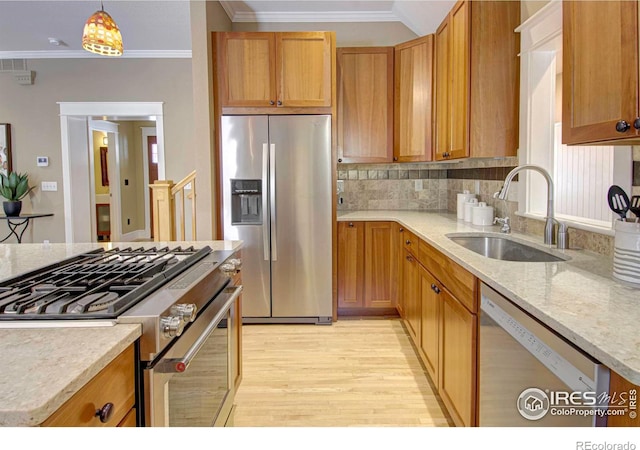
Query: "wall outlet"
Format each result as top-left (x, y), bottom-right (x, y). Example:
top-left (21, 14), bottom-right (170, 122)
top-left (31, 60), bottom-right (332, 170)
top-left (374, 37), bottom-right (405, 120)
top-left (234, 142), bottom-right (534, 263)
top-left (41, 181), bottom-right (57, 191)
top-left (415, 180), bottom-right (423, 191)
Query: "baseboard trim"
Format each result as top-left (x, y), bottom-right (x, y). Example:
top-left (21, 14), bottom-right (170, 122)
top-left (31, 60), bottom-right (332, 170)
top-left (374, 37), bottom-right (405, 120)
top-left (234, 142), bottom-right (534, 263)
top-left (119, 229), bottom-right (149, 242)
top-left (337, 307), bottom-right (400, 318)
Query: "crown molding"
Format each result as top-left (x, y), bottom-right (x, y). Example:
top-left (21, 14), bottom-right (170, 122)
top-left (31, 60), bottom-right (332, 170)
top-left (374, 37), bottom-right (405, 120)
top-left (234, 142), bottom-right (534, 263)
top-left (0, 50), bottom-right (192, 59)
top-left (227, 10), bottom-right (399, 23)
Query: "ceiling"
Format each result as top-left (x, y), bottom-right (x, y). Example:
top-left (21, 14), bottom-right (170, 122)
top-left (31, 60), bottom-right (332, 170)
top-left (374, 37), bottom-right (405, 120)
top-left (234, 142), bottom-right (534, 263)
top-left (0, 0), bottom-right (455, 59)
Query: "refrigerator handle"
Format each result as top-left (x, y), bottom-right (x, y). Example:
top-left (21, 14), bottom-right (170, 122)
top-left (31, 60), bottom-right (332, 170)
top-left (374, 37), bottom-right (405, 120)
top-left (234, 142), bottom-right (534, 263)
top-left (270, 143), bottom-right (277, 261)
top-left (262, 143), bottom-right (269, 261)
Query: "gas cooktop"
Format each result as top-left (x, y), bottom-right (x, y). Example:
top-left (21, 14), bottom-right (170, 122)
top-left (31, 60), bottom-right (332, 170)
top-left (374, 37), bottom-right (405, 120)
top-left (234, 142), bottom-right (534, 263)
top-left (0, 246), bottom-right (212, 320)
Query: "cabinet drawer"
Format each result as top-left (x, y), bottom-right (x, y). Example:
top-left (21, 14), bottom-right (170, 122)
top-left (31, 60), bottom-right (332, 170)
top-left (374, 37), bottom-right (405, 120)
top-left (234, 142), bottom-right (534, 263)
top-left (42, 344), bottom-right (135, 427)
top-left (402, 229), bottom-right (418, 255)
top-left (418, 240), bottom-right (477, 313)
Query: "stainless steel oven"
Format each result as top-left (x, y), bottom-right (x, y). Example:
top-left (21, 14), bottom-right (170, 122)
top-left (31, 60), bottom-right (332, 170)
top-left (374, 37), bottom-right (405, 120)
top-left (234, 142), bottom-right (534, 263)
top-left (143, 285), bottom-right (241, 427)
top-left (0, 244), bottom-right (243, 427)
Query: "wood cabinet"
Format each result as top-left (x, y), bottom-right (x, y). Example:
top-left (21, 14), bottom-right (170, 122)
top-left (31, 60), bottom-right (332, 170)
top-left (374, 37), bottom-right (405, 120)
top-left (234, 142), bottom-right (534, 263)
top-left (215, 31), bottom-right (334, 110)
top-left (402, 249), bottom-right (421, 343)
top-left (562, 1), bottom-right (640, 145)
top-left (418, 265), bottom-right (441, 387)
top-left (439, 286), bottom-right (477, 427)
top-left (337, 221), bottom-right (365, 309)
top-left (42, 344), bottom-right (136, 427)
top-left (396, 224), bottom-right (407, 317)
top-left (434, 0), bottom-right (519, 160)
top-left (337, 47), bottom-right (394, 163)
top-left (607, 371), bottom-right (640, 427)
top-left (402, 230), bottom-right (478, 427)
top-left (394, 35), bottom-right (434, 163)
top-left (338, 221), bottom-right (399, 314)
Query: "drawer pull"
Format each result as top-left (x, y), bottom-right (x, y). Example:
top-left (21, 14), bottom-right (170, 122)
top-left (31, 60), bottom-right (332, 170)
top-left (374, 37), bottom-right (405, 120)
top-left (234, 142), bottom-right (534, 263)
top-left (95, 402), bottom-right (115, 423)
top-left (348, 222), bottom-right (354, 228)
top-left (399, 227), bottom-right (404, 232)
top-left (431, 284), bottom-right (441, 294)
top-left (405, 239), bottom-right (411, 245)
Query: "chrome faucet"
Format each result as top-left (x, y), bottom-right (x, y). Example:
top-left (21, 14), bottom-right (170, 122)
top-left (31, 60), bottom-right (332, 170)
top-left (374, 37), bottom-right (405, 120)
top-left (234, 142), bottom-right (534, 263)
top-left (493, 164), bottom-right (568, 249)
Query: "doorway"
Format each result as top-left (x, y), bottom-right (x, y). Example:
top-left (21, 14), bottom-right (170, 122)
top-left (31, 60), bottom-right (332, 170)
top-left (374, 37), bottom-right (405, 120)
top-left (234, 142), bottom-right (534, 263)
top-left (59, 102), bottom-right (166, 243)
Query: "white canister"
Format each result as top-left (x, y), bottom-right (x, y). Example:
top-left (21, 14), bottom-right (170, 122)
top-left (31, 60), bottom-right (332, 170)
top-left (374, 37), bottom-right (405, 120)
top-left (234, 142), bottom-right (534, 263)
top-left (472, 202), bottom-right (494, 226)
top-left (463, 198), bottom-right (479, 223)
top-left (613, 219), bottom-right (640, 285)
top-left (457, 190), bottom-right (475, 220)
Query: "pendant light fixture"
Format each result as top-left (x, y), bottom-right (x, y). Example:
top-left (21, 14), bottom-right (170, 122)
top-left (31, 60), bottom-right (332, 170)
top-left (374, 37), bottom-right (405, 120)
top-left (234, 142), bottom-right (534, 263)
top-left (82, 2), bottom-right (123, 56)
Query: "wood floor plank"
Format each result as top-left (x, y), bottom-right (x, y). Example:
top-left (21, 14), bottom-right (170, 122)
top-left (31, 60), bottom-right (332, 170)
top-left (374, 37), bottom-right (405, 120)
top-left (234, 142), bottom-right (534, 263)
top-left (232, 319), bottom-right (452, 427)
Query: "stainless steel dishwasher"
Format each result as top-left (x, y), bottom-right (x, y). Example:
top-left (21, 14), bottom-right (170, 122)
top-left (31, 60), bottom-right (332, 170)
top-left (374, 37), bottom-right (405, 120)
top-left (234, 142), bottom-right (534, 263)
top-left (479, 282), bottom-right (610, 426)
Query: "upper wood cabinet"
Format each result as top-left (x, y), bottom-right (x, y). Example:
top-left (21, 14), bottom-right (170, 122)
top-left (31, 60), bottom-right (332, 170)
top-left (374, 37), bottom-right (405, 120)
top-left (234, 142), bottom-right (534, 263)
top-left (434, 0), bottom-right (520, 160)
top-left (215, 31), bottom-right (334, 109)
top-left (337, 47), bottom-right (394, 163)
top-left (562, 1), bottom-right (640, 145)
top-left (394, 35), bottom-right (434, 163)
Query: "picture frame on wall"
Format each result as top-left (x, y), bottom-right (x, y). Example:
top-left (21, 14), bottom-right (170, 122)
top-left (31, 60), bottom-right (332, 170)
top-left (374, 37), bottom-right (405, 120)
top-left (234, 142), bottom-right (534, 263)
top-left (0, 123), bottom-right (12, 177)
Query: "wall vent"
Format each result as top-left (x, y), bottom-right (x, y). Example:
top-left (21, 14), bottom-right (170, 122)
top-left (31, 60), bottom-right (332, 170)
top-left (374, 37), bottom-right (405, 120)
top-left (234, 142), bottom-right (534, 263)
top-left (0, 59), bottom-right (27, 73)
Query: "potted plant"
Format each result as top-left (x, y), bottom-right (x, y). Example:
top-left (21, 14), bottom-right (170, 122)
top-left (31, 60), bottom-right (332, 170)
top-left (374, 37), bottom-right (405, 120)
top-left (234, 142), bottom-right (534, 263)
top-left (0, 171), bottom-right (34, 217)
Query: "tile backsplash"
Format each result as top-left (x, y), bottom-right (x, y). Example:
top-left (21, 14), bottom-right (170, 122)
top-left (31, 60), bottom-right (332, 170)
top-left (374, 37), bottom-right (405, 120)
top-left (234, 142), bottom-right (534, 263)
top-left (337, 156), bottom-right (618, 256)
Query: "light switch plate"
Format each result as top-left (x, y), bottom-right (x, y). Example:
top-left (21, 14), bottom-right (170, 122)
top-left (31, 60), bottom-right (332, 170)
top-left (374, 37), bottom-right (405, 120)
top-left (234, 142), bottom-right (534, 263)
top-left (41, 181), bottom-right (57, 191)
top-left (337, 180), bottom-right (344, 194)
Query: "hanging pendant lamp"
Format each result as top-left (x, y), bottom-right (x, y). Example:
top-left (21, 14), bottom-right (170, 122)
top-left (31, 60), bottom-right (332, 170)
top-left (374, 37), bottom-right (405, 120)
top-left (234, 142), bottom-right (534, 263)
top-left (82, 2), bottom-right (123, 56)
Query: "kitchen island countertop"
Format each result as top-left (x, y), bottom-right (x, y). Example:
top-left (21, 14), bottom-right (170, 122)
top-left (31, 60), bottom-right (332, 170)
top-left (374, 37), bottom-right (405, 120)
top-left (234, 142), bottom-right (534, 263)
top-left (338, 211), bottom-right (640, 386)
top-left (0, 240), bottom-right (242, 426)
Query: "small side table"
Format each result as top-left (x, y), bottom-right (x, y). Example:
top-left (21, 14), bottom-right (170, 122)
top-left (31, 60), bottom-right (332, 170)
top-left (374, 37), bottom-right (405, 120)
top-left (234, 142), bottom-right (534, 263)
top-left (0, 213), bottom-right (54, 243)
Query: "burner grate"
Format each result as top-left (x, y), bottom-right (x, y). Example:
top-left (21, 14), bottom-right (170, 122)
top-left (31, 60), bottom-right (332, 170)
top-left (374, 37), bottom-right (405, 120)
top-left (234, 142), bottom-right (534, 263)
top-left (0, 245), bottom-right (212, 319)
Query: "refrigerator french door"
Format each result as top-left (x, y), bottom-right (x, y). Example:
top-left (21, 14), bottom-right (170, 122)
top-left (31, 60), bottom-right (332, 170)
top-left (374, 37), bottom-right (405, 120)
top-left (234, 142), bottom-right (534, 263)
top-left (221, 115), bottom-right (332, 323)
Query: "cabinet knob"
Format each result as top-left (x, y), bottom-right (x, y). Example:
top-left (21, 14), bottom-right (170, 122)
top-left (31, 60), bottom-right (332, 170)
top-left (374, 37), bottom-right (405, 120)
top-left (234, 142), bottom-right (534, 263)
top-left (348, 222), bottom-right (354, 228)
top-left (616, 120), bottom-right (631, 133)
top-left (95, 402), bottom-right (114, 423)
top-left (399, 227), bottom-right (404, 232)
top-left (277, 100), bottom-right (283, 106)
top-left (433, 285), bottom-right (441, 294)
top-left (634, 118), bottom-right (640, 130)
top-left (406, 255), bottom-right (413, 262)
top-left (269, 100), bottom-right (275, 106)
top-left (393, 157), bottom-right (398, 161)
top-left (405, 239), bottom-right (411, 245)
top-left (338, 158), bottom-right (343, 163)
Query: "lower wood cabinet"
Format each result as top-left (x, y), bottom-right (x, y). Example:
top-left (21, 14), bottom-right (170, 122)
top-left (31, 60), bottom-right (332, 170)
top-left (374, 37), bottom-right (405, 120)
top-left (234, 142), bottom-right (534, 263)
top-left (230, 252), bottom-right (243, 391)
top-left (418, 264), bottom-right (441, 387)
top-left (439, 287), bottom-right (477, 427)
top-left (402, 249), bottom-right (421, 343)
top-left (608, 371), bottom-right (640, 427)
top-left (42, 344), bottom-right (136, 427)
top-left (338, 221), bottom-right (399, 314)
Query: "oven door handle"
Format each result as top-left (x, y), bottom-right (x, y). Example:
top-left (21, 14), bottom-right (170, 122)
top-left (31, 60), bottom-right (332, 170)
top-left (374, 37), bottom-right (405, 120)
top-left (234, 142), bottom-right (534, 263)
top-left (154, 286), bottom-right (242, 374)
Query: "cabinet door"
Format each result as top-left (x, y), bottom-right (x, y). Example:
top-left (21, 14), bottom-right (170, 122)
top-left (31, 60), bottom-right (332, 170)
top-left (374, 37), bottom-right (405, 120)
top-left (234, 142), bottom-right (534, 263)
top-left (363, 222), bottom-right (398, 308)
top-left (419, 265), bottom-right (441, 387)
top-left (276, 32), bottom-right (332, 107)
top-left (337, 47), bottom-right (394, 163)
top-left (217, 32), bottom-right (276, 107)
top-left (337, 221), bottom-right (364, 308)
top-left (562, 0), bottom-right (639, 144)
top-left (447, 0), bottom-right (470, 160)
top-left (402, 250), bottom-right (421, 344)
top-left (396, 224), bottom-right (406, 317)
top-left (434, 16), bottom-right (450, 161)
top-left (439, 290), bottom-right (477, 427)
top-left (607, 371), bottom-right (640, 427)
top-left (394, 35), bottom-right (434, 162)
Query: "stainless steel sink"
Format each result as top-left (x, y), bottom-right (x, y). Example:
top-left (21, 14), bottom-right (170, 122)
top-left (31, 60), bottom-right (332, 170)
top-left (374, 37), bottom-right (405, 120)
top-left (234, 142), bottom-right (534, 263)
top-left (446, 234), bottom-right (569, 262)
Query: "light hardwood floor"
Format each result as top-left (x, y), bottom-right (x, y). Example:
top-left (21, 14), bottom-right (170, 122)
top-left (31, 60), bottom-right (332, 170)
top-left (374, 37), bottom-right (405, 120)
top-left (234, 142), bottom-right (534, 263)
top-left (232, 319), bottom-right (452, 427)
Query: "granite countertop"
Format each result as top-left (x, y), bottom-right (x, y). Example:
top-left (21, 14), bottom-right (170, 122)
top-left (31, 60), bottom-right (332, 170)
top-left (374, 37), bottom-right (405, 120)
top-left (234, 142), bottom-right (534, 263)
top-left (0, 240), bottom-right (242, 426)
top-left (338, 210), bottom-right (640, 385)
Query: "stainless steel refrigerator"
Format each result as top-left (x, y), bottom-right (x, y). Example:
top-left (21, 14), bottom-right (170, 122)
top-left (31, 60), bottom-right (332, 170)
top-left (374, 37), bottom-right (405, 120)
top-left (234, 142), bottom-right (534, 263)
top-left (221, 115), bottom-right (332, 323)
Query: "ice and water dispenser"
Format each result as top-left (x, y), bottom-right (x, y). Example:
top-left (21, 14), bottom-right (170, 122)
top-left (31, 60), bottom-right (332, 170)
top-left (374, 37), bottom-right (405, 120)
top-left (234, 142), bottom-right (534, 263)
top-left (230, 179), bottom-right (262, 225)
